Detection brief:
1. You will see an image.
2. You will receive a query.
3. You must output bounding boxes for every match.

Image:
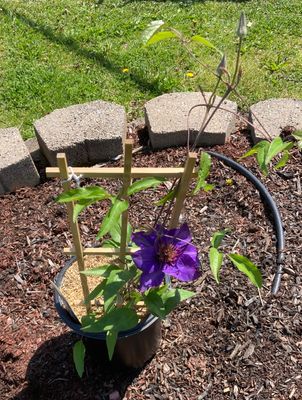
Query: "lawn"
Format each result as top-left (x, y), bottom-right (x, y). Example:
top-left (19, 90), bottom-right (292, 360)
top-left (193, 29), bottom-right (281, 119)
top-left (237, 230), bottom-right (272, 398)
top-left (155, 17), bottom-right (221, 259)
top-left (0, 0), bottom-right (301, 139)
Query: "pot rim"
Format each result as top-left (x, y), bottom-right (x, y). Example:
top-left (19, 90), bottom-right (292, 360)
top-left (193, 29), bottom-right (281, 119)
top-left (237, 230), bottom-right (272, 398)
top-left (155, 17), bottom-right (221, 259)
top-left (54, 257), bottom-right (159, 340)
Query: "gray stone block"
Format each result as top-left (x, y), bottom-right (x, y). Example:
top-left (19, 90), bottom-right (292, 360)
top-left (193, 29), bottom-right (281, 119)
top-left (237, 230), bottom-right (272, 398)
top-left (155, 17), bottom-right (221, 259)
top-left (25, 137), bottom-right (49, 164)
top-left (0, 128), bottom-right (40, 194)
top-left (25, 137), bottom-right (43, 162)
top-left (145, 92), bottom-right (237, 149)
top-left (249, 98), bottom-right (302, 143)
top-left (34, 100), bottom-right (126, 167)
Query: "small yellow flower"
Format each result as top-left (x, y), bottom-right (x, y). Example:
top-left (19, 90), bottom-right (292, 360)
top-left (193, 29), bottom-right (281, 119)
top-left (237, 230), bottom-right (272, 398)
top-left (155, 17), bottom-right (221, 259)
top-left (225, 178), bottom-right (234, 186)
top-left (186, 71), bottom-right (194, 78)
top-left (122, 68), bottom-right (129, 73)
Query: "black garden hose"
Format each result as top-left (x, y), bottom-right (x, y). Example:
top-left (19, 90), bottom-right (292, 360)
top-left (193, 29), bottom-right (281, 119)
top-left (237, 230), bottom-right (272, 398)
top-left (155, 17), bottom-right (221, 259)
top-left (207, 151), bottom-right (284, 295)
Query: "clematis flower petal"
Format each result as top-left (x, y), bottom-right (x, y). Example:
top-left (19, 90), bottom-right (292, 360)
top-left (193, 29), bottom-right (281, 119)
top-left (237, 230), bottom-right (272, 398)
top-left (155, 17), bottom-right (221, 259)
top-left (139, 270), bottom-right (165, 292)
top-left (164, 253), bottom-right (200, 281)
top-left (132, 230), bottom-right (157, 247)
top-left (180, 243), bottom-right (199, 263)
top-left (131, 223), bottom-right (201, 290)
top-left (131, 249), bottom-right (158, 273)
top-left (174, 223), bottom-right (192, 242)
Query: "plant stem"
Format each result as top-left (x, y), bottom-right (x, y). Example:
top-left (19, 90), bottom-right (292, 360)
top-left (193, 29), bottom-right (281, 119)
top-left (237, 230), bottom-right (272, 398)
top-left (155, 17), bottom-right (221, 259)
top-left (231, 37), bottom-right (242, 87)
top-left (233, 88), bottom-right (273, 140)
top-left (153, 179), bottom-right (178, 227)
top-left (187, 102), bottom-right (271, 140)
top-left (190, 87), bottom-right (232, 151)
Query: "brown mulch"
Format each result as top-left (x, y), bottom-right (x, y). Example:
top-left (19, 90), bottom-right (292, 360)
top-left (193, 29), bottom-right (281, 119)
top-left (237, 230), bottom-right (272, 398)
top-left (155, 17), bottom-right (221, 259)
top-left (0, 121), bottom-right (301, 400)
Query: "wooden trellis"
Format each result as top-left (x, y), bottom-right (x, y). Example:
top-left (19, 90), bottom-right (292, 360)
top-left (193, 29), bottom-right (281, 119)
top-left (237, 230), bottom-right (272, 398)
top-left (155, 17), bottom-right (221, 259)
top-left (46, 139), bottom-right (198, 311)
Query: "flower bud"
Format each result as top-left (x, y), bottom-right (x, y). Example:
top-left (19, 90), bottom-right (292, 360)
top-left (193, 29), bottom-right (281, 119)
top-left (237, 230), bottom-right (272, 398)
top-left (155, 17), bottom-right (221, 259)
top-left (216, 54), bottom-right (227, 77)
top-left (237, 12), bottom-right (247, 38)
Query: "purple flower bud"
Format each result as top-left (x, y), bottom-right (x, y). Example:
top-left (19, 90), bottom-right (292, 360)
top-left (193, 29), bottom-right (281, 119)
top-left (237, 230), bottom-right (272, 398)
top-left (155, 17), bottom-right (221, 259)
top-left (216, 54), bottom-right (227, 77)
top-left (237, 12), bottom-right (247, 38)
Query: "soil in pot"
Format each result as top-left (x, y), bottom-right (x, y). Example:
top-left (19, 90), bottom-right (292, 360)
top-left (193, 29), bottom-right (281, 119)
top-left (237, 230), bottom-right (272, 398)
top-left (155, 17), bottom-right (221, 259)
top-left (55, 256), bottom-right (162, 368)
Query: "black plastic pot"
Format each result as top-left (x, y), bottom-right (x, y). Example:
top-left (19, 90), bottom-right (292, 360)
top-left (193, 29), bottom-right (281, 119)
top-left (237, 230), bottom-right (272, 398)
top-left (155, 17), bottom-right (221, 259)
top-left (54, 259), bottom-right (162, 368)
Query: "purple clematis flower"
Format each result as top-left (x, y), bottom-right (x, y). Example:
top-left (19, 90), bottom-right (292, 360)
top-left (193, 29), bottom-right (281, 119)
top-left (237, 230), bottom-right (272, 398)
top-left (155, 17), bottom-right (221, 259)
top-left (131, 223), bottom-right (200, 292)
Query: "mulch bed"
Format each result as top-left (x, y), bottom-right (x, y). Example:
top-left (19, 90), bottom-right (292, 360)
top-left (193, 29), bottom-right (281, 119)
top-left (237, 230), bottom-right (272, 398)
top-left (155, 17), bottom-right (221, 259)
top-left (0, 120), bottom-right (301, 400)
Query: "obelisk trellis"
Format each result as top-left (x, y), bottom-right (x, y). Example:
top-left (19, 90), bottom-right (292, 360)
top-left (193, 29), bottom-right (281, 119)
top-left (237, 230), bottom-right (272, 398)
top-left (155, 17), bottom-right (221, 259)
top-left (46, 139), bottom-right (197, 310)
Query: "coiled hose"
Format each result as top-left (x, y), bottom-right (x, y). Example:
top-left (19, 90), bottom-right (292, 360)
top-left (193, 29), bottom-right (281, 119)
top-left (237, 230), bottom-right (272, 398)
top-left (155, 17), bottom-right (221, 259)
top-left (207, 151), bottom-right (284, 295)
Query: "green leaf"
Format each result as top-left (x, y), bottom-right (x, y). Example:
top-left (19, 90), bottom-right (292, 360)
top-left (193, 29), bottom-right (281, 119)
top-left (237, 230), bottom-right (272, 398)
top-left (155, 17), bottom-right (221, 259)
top-left (73, 199), bottom-right (95, 222)
top-left (144, 286), bottom-right (195, 319)
top-left (142, 20), bottom-right (165, 44)
top-left (145, 31), bottom-right (178, 46)
top-left (265, 137), bottom-right (292, 164)
top-left (256, 141), bottom-right (270, 175)
top-left (240, 140), bottom-right (269, 159)
top-left (84, 281), bottom-right (106, 304)
top-left (82, 307), bottom-right (138, 333)
top-left (191, 35), bottom-right (221, 53)
top-left (56, 187), bottom-right (112, 222)
top-left (81, 314), bottom-right (98, 330)
top-left (203, 183), bottom-right (215, 192)
top-left (198, 151), bottom-right (211, 181)
top-left (102, 239), bottom-right (120, 248)
top-left (128, 290), bottom-right (143, 306)
top-left (103, 268), bottom-right (136, 312)
top-left (127, 177), bottom-right (165, 196)
top-left (155, 188), bottom-right (176, 206)
top-left (292, 130), bottom-right (302, 149)
top-left (109, 217), bottom-right (132, 244)
top-left (143, 286), bottom-right (167, 318)
top-left (192, 152), bottom-right (213, 195)
top-left (126, 222), bottom-right (132, 243)
top-left (106, 330), bottom-right (118, 360)
top-left (97, 199), bottom-right (129, 239)
top-left (211, 229), bottom-right (230, 249)
top-left (109, 219), bottom-right (122, 243)
top-left (209, 247), bottom-right (223, 284)
top-left (56, 187), bottom-right (111, 203)
top-left (274, 150), bottom-right (290, 170)
top-left (73, 340), bottom-right (85, 378)
top-left (292, 130), bottom-right (302, 141)
top-left (80, 264), bottom-right (121, 277)
top-left (164, 288), bottom-right (195, 314)
top-left (228, 254), bottom-right (262, 288)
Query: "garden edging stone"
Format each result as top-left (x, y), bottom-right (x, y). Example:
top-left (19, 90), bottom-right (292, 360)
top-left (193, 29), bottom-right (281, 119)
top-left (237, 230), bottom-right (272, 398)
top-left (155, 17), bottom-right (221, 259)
top-left (25, 138), bottom-right (49, 167)
top-left (0, 127), bottom-right (40, 195)
top-left (144, 92), bottom-right (238, 149)
top-left (34, 100), bottom-right (126, 167)
top-left (249, 98), bottom-right (302, 142)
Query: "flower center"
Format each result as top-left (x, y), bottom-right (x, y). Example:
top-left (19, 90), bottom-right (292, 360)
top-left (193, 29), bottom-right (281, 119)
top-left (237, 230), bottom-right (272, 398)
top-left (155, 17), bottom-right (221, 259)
top-left (158, 243), bottom-right (178, 264)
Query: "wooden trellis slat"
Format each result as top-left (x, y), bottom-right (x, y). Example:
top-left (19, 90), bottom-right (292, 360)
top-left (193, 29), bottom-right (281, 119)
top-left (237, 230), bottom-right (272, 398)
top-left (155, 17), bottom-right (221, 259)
top-left (46, 166), bottom-right (199, 179)
top-left (169, 152), bottom-right (197, 229)
top-left (48, 144), bottom-right (198, 313)
top-left (56, 153), bottom-right (91, 312)
top-left (63, 247), bottom-right (137, 256)
top-left (119, 139), bottom-right (133, 265)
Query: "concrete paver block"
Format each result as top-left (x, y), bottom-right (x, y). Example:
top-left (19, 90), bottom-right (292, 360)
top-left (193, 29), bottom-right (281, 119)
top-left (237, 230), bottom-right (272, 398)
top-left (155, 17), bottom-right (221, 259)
top-left (34, 100), bottom-right (126, 166)
top-left (144, 92), bottom-right (237, 149)
top-left (0, 128), bottom-right (40, 194)
top-left (249, 98), bottom-right (302, 143)
top-left (25, 137), bottom-right (49, 164)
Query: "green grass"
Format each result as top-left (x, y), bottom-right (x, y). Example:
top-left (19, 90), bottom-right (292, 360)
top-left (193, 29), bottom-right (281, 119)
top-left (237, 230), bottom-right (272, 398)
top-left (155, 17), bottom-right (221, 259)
top-left (0, 0), bottom-right (301, 139)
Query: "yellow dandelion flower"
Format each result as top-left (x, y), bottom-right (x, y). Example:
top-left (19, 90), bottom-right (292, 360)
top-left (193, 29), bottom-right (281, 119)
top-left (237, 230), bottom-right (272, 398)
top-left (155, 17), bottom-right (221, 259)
top-left (225, 178), bottom-right (234, 186)
top-left (186, 71), bottom-right (194, 78)
top-left (122, 68), bottom-right (129, 73)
